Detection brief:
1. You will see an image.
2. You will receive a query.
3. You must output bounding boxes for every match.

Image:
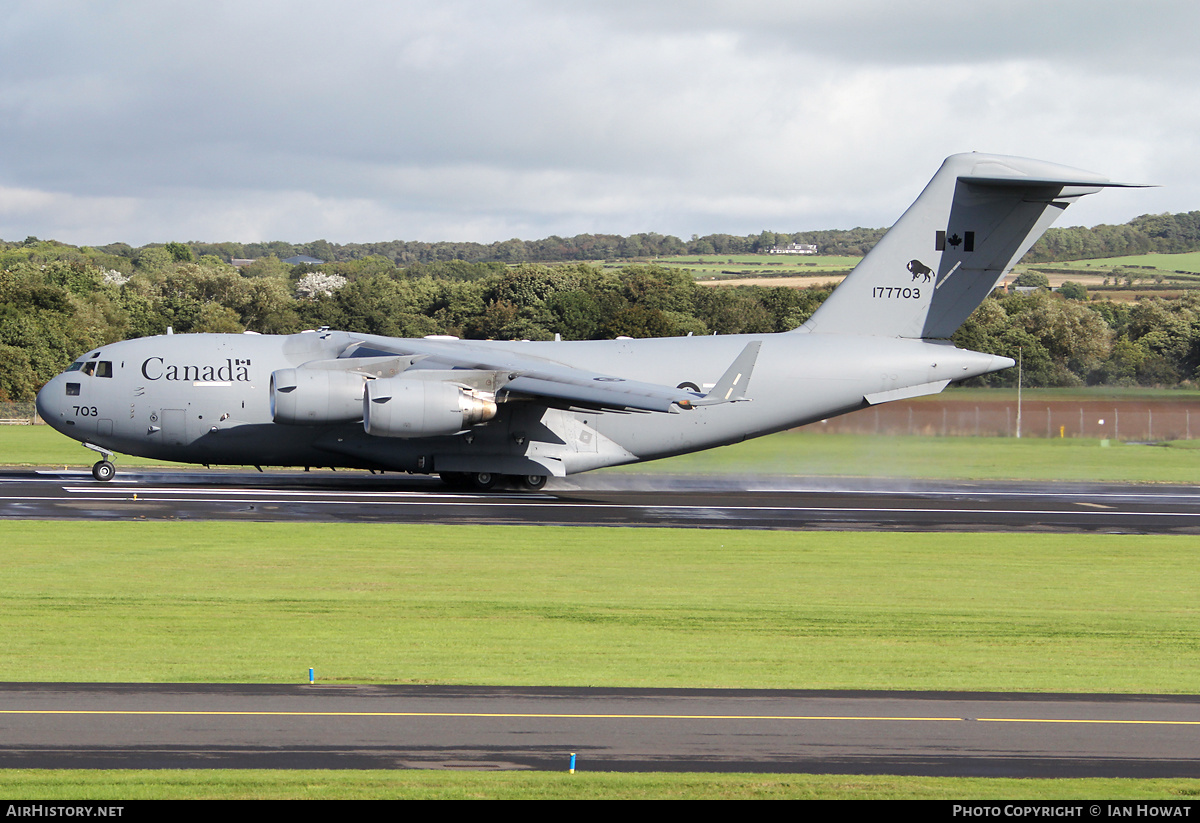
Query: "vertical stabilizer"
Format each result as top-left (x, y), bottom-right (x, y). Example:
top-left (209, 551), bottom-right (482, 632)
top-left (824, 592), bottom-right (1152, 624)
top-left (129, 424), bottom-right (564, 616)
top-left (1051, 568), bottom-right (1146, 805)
top-left (797, 153), bottom-right (1132, 339)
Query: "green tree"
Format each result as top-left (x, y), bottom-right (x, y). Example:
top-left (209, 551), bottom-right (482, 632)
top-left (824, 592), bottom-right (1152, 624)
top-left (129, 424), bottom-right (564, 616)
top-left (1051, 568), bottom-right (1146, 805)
top-left (1012, 271), bottom-right (1050, 289)
top-left (0, 344), bottom-right (39, 401)
top-left (1057, 281), bottom-right (1087, 300)
top-left (240, 256), bottom-right (291, 279)
top-left (192, 303), bottom-right (244, 333)
top-left (134, 247), bottom-right (173, 273)
top-left (164, 242), bottom-right (194, 263)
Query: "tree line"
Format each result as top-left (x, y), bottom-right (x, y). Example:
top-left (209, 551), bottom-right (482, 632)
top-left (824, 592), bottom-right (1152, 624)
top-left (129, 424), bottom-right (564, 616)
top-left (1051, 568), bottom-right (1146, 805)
top-left (0, 257), bottom-right (826, 401)
top-left (7, 210), bottom-right (1199, 271)
top-left (1026, 212), bottom-right (1200, 262)
top-left (2, 250), bottom-right (1200, 403)
top-left (0, 228), bottom-right (890, 270)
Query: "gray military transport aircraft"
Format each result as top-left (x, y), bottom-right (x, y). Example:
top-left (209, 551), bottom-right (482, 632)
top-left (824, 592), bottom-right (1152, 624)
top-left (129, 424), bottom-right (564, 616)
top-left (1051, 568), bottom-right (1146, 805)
top-left (36, 153), bottom-right (1136, 489)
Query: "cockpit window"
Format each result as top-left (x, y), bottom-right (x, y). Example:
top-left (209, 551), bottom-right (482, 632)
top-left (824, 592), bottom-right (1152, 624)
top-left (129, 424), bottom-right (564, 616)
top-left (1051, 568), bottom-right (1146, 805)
top-left (76, 360), bottom-right (112, 377)
top-left (66, 362), bottom-right (83, 372)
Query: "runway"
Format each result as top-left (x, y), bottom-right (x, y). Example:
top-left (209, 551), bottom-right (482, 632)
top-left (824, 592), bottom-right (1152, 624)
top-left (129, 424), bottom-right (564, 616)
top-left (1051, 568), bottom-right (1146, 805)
top-left (0, 467), bottom-right (1198, 532)
top-left (2, 683), bottom-right (1198, 776)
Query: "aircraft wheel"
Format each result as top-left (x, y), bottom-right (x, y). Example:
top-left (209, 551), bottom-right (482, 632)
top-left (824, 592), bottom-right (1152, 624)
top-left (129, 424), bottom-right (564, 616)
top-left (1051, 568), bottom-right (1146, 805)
top-left (471, 472), bottom-right (499, 491)
top-left (439, 472), bottom-right (471, 488)
top-left (516, 474), bottom-right (547, 491)
top-left (92, 460), bottom-right (116, 482)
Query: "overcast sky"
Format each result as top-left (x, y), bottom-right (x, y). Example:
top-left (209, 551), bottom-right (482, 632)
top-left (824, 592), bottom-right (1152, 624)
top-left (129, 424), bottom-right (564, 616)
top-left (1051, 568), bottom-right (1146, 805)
top-left (0, 0), bottom-right (1193, 246)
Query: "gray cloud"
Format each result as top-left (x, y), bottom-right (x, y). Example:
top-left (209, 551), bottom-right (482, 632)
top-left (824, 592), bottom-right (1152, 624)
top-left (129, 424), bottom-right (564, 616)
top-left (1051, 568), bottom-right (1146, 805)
top-left (0, 0), bottom-right (1190, 245)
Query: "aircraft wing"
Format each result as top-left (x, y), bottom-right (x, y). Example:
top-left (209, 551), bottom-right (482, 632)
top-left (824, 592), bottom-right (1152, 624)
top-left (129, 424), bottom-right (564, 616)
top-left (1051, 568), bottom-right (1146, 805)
top-left (339, 335), bottom-right (758, 413)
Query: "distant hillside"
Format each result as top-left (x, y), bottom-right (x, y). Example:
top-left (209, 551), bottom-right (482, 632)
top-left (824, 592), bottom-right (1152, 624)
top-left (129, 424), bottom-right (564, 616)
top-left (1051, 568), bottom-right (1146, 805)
top-left (3, 211), bottom-right (1199, 267)
top-left (1026, 212), bottom-right (1200, 262)
top-left (174, 227), bottom-right (892, 265)
top-left (0, 230), bottom-right (889, 269)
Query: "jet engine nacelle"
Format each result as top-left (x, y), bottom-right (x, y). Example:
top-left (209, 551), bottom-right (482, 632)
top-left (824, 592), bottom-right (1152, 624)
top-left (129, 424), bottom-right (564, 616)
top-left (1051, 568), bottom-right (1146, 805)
top-left (271, 368), bottom-right (367, 425)
top-left (363, 376), bottom-right (497, 438)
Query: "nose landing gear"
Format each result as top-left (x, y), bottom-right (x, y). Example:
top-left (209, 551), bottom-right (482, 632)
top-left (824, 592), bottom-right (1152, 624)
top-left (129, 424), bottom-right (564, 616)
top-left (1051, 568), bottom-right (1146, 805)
top-left (91, 460), bottom-right (116, 482)
top-left (83, 443), bottom-right (116, 482)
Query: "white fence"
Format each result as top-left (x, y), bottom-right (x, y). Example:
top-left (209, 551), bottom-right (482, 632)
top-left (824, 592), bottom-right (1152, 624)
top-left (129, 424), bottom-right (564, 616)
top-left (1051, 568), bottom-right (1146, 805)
top-left (0, 402), bottom-right (37, 425)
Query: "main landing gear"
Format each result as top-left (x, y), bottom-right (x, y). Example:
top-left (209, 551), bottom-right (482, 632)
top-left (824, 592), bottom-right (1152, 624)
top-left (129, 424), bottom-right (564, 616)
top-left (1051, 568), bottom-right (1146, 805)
top-left (439, 472), bottom-right (548, 491)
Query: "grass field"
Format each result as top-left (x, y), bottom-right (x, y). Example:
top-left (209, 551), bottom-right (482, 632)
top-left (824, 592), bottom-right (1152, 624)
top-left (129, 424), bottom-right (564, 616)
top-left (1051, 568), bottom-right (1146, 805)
top-left (607, 250), bottom-right (1200, 292)
top-left (3, 770), bottom-right (1199, 800)
top-left (0, 426), bottom-right (184, 468)
top-left (641, 253), bottom-right (859, 280)
top-left (614, 251), bottom-right (1200, 280)
top-left (3, 422), bottom-right (1199, 483)
top-left (1050, 252), bottom-right (1200, 275)
top-left (3, 522), bottom-right (1198, 692)
top-left (595, 249), bottom-right (1200, 298)
top-left (610, 432), bottom-right (1200, 483)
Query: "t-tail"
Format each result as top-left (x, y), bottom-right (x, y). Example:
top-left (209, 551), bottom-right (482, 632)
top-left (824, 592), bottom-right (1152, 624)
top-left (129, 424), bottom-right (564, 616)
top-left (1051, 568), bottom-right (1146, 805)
top-left (797, 152), bottom-right (1141, 339)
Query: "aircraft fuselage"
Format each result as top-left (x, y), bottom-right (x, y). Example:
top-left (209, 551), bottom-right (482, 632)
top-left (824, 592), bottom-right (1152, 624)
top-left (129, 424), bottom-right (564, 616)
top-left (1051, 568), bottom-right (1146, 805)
top-left (35, 328), bottom-right (1009, 480)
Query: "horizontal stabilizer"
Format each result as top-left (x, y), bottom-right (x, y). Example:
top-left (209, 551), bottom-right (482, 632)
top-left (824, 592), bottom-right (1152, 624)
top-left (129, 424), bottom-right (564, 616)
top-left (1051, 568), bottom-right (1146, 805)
top-left (864, 380), bottom-right (950, 406)
top-left (959, 175), bottom-right (1148, 190)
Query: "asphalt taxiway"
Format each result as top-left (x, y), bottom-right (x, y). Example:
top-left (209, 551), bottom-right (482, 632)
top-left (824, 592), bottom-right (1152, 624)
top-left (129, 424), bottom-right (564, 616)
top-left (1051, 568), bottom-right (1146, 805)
top-left (1, 467), bottom-right (1198, 532)
top-left (2, 683), bottom-right (1198, 776)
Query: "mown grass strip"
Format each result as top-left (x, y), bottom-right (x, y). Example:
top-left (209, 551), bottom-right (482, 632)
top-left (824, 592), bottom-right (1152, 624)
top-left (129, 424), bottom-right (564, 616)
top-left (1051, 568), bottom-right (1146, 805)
top-left (0, 426), bottom-right (184, 468)
top-left (1054, 252), bottom-right (1200, 274)
top-left (4, 425), bottom-right (1199, 483)
top-left (607, 431), bottom-right (1200, 483)
top-left (1, 770), bottom-right (1198, 800)
top-left (2, 522), bottom-right (1198, 692)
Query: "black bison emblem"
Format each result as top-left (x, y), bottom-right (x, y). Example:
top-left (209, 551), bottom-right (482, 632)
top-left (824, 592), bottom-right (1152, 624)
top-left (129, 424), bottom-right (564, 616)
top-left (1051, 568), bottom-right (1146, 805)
top-left (907, 259), bottom-right (933, 283)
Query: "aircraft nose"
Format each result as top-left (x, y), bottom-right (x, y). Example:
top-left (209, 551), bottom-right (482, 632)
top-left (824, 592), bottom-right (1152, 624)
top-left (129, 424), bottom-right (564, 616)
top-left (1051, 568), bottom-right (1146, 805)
top-left (35, 374), bottom-right (67, 430)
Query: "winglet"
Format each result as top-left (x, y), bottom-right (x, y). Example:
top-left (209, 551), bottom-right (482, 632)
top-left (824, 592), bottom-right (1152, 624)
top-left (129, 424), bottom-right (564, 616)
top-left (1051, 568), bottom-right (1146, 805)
top-left (686, 341), bottom-right (760, 407)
